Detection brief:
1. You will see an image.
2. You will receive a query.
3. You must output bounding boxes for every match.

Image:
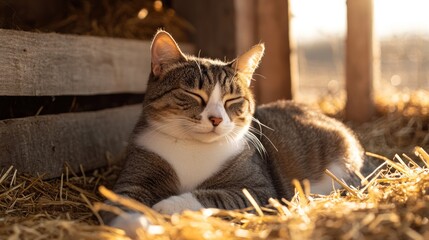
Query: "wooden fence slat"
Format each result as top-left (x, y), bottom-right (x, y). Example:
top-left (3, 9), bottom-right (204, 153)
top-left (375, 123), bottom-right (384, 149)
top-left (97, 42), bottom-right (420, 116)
top-left (0, 29), bottom-right (193, 96)
top-left (0, 105), bottom-right (142, 179)
top-left (345, 0), bottom-right (375, 122)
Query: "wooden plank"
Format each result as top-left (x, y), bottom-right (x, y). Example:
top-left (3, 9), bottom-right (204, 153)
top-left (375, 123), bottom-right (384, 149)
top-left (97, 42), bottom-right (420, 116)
top-left (345, 0), bottom-right (375, 122)
top-left (173, 0), bottom-right (236, 60)
top-left (234, 0), bottom-right (257, 61)
top-left (0, 29), bottom-right (193, 96)
top-left (254, 0), bottom-right (297, 103)
top-left (0, 105), bottom-right (142, 179)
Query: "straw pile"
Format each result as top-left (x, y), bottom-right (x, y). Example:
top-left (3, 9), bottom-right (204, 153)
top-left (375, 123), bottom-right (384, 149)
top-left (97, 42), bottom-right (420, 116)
top-left (0, 0), bottom-right (193, 42)
top-left (319, 89), bottom-right (429, 157)
top-left (1, 91), bottom-right (429, 239)
top-left (0, 163), bottom-right (125, 239)
top-left (43, 0), bottom-right (193, 41)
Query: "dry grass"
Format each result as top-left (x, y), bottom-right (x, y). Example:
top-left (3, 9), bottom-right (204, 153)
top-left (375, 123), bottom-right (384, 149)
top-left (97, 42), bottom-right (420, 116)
top-left (1, 90), bottom-right (429, 239)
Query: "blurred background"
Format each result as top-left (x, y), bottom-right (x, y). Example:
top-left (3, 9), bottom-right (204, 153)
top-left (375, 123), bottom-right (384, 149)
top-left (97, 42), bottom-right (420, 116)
top-left (1, 0), bottom-right (428, 118)
top-left (292, 0), bottom-right (429, 102)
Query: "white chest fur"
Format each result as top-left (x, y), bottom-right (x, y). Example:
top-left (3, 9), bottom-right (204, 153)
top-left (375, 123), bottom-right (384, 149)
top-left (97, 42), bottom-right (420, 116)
top-left (135, 130), bottom-right (245, 193)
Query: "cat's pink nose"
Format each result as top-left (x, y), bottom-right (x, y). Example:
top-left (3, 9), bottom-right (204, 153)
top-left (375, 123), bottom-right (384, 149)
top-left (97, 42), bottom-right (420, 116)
top-left (209, 116), bottom-right (223, 127)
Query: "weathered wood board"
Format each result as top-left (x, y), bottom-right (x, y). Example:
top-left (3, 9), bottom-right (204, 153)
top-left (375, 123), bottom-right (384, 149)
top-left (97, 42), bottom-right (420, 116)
top-left (0, 29), bottom-right (193, 96)
top-left (0, 105), bottom-right (142, 179)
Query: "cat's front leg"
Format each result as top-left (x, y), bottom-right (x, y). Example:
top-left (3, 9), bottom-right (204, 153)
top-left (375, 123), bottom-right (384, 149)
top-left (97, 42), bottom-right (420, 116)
top-left (109, 212), bottom-right (150, 238)
top-left (152, 187), bottom-right (274, 215)
top-left (152, 192), bottom-right (204, 214)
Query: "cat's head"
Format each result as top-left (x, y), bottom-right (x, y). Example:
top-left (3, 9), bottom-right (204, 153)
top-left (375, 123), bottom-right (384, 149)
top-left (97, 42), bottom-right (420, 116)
top-left (143, 30), bottom-right (264, 143)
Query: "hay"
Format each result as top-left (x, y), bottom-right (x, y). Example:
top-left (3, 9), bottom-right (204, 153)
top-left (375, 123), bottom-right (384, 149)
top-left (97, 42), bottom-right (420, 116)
top-left (93, 148), bottom-right (428, 239)
top-left (0, 0), bottom-right (193, 42)
top-left (356, 91), bottom-right (429, 159)
top-left (46, 0), bottom-right (194, 41)
top-left (0, 164), bottom-right (126, 239)
top-left (319, 89), bottom-right (429, 158)
top-left (1, 91), bottom-right (429, 239)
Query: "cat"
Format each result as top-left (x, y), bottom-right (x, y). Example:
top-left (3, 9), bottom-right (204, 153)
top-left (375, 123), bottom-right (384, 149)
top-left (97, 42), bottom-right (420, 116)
top-left (104, 30), bottom-right (365, 234)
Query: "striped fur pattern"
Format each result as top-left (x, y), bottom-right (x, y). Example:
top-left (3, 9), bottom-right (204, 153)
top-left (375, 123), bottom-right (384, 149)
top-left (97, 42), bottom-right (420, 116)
top-left (107, 31), bottom-right (365, 229)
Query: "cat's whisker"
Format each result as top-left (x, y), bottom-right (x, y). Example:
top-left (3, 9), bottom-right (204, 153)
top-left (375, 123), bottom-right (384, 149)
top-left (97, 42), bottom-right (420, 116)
top-left (145, 120), bottom-right (188, 139)
top-left (223, 135), bottom-right (230, 144)
top-left (250, 119), bottom-right (264, 140)
top-left (244, 131), bottom-right (267, 157)
top-left (253, 136), bottom-right (267, 155)
top-left (193, 60), bottom-right (203, 79)
top-left (248, 126), bottom-right (278, 152)
top-left (252, 117), bottom-right (274, 131)
top-left (249, 133), bottom-right (267, 153)
top-left (252, 73), bottom-right (266, 79)
top-left (228, 130), bottom-right (242, 149)
top-left (227, 129), bottom-right (250, 149)
top-left (244, 138), bottom-right (251, 150)
top-left (224, 134), bottom-right (234, 146)
top-left (248, 126), bottom-right (263, 139)
top-left (248, 125), bottom-right (267, 138)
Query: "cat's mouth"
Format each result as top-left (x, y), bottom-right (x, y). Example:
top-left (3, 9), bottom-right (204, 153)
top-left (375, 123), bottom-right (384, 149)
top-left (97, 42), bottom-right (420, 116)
top-left (191, 128), bottom-right (229, 143)
top-left (194, 129), bottom-right (222, 137)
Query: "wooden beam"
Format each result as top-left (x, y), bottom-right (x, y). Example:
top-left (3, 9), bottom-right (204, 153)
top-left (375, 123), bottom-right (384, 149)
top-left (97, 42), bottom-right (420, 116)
top-left (234, 0), bottom-right (257, 56)
top-left (0, 29), bottom-right (193, 96)
top-left (345, 0), bottom-right (375, 122)
top-left (173, 0), bottom-right (236, 60)
top-left (0, 105), bottom-right (141, 179)
top-left (255, 0), bottom-right (296, 103)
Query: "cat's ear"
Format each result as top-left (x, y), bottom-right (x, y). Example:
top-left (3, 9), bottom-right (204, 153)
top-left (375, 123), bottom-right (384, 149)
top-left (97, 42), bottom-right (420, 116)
top-left (232, 44), bottom-right (265, 86)
top-left (151, 30), bottom-right (186, 76)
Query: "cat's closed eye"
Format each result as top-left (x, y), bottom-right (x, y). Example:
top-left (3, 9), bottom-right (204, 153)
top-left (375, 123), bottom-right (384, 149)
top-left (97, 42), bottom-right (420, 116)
top-left (181, 89), bottom-right (207, 106)
top-left (224, 96), bottom-right (244, 108)
top-left (225, 96), bottom-right (248, 117)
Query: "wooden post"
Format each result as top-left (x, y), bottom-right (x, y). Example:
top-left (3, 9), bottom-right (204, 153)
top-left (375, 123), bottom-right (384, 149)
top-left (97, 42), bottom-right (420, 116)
top-left (255, 0), bottom-right (296, 103)
top-left (173, 0), bottom-right (237, 60)
top-left (345, 0), bottom-right (375, 122)
top-left (234, 0), bottom-right (257, 56)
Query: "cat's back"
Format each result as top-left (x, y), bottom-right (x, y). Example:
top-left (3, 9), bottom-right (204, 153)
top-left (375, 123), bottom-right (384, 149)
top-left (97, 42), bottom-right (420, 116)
top-left (254, 100), bottom-right (350, 145)
top-left (253, 100), bottom-right (364, 198)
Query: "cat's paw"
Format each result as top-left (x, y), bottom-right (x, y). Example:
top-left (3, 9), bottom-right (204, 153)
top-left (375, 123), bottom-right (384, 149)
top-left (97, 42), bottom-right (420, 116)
top-left (152, 193), bottom-right (204, 215)
top-left (109, 212), bottom-right (149, 238)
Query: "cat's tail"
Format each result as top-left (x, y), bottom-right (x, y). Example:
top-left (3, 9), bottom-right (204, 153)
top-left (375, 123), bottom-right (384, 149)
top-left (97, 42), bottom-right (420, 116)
top-left (346, 153), bottom-right (385, 191)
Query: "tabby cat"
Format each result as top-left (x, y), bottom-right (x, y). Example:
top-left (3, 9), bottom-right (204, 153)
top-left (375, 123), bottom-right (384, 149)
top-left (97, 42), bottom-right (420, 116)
top-left (106, 30), bottom-right (364, 233)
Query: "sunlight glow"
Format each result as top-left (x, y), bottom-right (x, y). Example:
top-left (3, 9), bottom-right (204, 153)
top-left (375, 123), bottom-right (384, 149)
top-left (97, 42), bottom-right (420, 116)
top-left (291, 0), bottom-right (429, 41)
top-left (390, 75), bottom-right (402, 86)
top-left (137, 8), bottom-right (148, 19)
top-left (374, 0), bottom-right (429, 36)
top-left (154, 0), bottom-right (163, 12)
